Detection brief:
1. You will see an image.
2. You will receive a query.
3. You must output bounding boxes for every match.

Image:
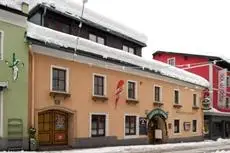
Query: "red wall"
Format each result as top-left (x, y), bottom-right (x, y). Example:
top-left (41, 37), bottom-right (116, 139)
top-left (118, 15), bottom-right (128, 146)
top-left (153, 52), bottom-right (230, 112)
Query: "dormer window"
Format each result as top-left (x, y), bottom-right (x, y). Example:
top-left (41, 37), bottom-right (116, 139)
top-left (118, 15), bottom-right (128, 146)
top-left (167, 58), bottom-right (176, 66)
top-left (89, 33), bottom-right (105, 45)
top-left (123, 45), bottom-right (134, 54)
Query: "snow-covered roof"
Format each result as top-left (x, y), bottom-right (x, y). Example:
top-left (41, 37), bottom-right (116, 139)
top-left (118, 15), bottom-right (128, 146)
top-left (27, 22), bottom-right (209, 88)
top-left (204, 107), bottom-right (230, 116)
top-left (28, 0), bottom-right (147, 45)
top-left (0, 0), bottom-right (28, 11)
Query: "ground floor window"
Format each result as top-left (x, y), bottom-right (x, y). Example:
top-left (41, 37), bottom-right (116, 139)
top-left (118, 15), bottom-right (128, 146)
top-left (204, 120), bottom-right (209, 134)
top-left (91, 115), bottom-right (106, 137)
top-left (174, 120), bottom-right (180, 133)
top-left (192, 120), bottom-right (197, 132)
top-left (125, 116), bottom-right (136, 135)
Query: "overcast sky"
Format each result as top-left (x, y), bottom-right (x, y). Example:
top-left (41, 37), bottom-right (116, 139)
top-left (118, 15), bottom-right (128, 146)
top-left (74, 0), bottom-right (230, 60)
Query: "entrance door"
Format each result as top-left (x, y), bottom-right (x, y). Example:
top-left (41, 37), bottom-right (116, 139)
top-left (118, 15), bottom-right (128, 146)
top-left (38, 110), bottom-right (68, 145)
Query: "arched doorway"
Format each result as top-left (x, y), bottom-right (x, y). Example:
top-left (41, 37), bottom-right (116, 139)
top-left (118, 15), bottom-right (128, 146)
top-left (38, 110), bottom-right (68, 145)
top-left (147, 108), bottom-right (168, 144)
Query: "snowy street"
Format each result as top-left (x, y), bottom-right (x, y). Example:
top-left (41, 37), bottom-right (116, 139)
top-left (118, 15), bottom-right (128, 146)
top-left (31, 139), bottom-right (230, 153)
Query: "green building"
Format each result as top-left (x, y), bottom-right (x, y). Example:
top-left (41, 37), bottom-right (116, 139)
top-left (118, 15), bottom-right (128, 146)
top-left (0, 1), bottom-right (29, 150)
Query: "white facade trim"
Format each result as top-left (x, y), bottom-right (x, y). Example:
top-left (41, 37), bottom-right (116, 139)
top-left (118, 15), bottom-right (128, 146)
top-left (0, 9), bottom-right (27, 28)
top-left (126, 80), bottom-right (138, 100)
top-left (0, 91), bottom-right (3, 137)
top-left (167, 57), bottom-right (176, 66)
top-left (31, 44), bottom-right (205, 89)
top-left (0, 30), bottom-right (4, 60)
top-left (183, 63), bottom-right (209, 70)
top-left (50, 65), bottom-right (69, 93)
top-left (89, 112), bottom-right (109, 137)
top-left (92, 73), bottom-right (107, 97)
top-left (124, 113), bottom-right (139, 139)
top-left (153, 85), bottom-right (163, 103)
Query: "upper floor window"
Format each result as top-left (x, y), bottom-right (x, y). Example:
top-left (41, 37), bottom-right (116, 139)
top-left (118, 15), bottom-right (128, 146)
top-left (93, 74), bottom-right (106, 96)
top-left (125, 116), bottom-right (136, 136)
top-left (167, 58), bottom-right (176, 66)
top-left (226, 97), bottom-right (230, 108)
top-left (123, 45), bottom-right (134, 54)
top-left (193, 94), bottom-right (198, 107)
top-left (89, 33), bottom-right (105, 45)
top-left (174, 90), bottom-right (180, 104)
top-left (52, 67), bottom-right (67, 92)
top-left (227, 76), bottom-right (230, 87)
top-left (154, 86), bottom-right (162, 102)
top-left (46, 16), bottom-right (70, 34)
top-left (127, 81), bottom-right (137, 100)
top-left (91, 114), bottom-right (106, 137)
top-left (0, 31), bottom-right (3, 60)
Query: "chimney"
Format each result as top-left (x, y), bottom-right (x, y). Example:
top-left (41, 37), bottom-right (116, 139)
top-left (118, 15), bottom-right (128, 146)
top-left (21, 1), bottom-right (29, 14)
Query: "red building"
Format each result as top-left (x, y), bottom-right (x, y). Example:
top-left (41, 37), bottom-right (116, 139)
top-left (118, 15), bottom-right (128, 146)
top-left (153, 51), bottom-right (230, 139)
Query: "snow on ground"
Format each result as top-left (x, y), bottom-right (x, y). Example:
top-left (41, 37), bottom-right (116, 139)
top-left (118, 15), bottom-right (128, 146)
top-left (0, 0), bottom-right (28, 11)
top-left (29, 0), bottom-right (147, 44)
top-left (27, 22), bottom-right (209, 88)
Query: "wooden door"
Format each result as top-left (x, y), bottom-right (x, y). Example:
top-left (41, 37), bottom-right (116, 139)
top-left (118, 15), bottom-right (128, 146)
top-left (38, 110), bottom-right (68, 145)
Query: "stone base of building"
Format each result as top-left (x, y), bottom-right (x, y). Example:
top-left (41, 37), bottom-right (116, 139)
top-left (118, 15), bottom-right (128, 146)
top-left (0, 137), bottom-right (29, 151)
top-left (38, 135), bottom-right (203, 150)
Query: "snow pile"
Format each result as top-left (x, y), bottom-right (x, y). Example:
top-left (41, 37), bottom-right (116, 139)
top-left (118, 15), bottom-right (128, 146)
top-left (204, 107), bottom-right (230, 115)
top-left (28, 0), bottom-right (147, 44)
top-left (27, 22), bottom-right (210, 87)
top-left (213, 151), bottom-right (230, 153)
top-left (0, 0), bottom-right (28, 11)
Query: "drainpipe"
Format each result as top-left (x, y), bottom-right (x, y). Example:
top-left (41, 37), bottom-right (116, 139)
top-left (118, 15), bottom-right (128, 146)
top-left (29, 45), bottom-right (35, 128)
top-left (41, 7), bottom-right (47, 26)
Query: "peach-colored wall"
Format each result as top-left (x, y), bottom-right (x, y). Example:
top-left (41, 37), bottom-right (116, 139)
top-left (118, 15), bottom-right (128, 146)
top-left (33, 53), bottom-right (204, 141)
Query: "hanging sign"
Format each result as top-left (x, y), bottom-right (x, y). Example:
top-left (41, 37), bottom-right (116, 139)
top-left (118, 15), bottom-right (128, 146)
top-left (5, 53), bottom-right (24, 81)
top-left (218, 69), bottom-right (227, 108)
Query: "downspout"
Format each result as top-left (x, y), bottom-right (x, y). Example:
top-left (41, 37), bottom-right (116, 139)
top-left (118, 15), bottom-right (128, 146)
top-left (29, 44), bottom-right (35, 127)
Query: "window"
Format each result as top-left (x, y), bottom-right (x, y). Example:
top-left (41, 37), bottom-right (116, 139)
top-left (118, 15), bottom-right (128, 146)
top-left (93, 74), bottom-right (106, 96)
top-left (193, 94), bottom-right (198, 106)
top-left (226, 97), bottom-right (230, 108)
top-left (91, 115), bottom-right (106, 137)
top-left (192, 120), bottom-right (197, 132)
top-left (123, 45), bottom-right (135, 54)
top-left (127, 81), bottom-right (137, 99)
top-left (174, 90), bottom-right (180, 104)
top-left (174, 120), bottom-right (180, 133)
top-left (89, 33), bottom-right (105, 45)
top-left (227, 76), bottom-right (230, 87)
top-left (125, 116), bottom-right (136, 135)
top-left (154, 86), bottom-right (161, 102)
top-left (46, 16), bottom-right (70, 34)
top-left (167, 58), bottom-right (176, 66)
top-left (52, 67), bottom-right (67, 92)
top-left (0, 31), bottom-right (3, 60)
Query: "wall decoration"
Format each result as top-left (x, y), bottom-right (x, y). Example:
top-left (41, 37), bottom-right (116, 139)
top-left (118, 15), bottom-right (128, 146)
top-left (5, 53), bottom-right (24, 81)
top-left (115, 80), bottom-right (124, 108)
top-left (184, 122), bottom-right (191, 131)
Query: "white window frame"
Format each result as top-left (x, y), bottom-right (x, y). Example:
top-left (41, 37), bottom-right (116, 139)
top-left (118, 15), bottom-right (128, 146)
top-left (227, 76), bottom-right (230, 87)
top-left (92, 73), bottom-right (107, 97)
top-left (0, 30), bottom-right (4, 60)
top-left (124, 113), bottom-right (139, 139)
top-left (0, 91), bottom-right (3, 137)
top-left (193, 93), bottom-right (199, 107)
top-left (89, 112), bottom-right (109, 137)
top-left (173, 119), bottom-right (181, 135)
top-left (127, 80), bottom-right (138, 100)
top-left (89, 33), bottom-right (105, 45)
top-left (174, 89), bottom-right (180, 105)
top-left (192, 120), bottom-right (198, 133)
top-left (154, 85), bottom-right (162, 103)
top-left (50, 65), bottom-right (69, 93)
top-left (167, 57), bottom-right (176, 66)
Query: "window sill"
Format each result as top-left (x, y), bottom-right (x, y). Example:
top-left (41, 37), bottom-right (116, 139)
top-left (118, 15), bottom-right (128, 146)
top-left (173, 104), bottom-right (182, 108)
top-left (126, 99), bottom-right (139, 104)
top-left (124, 135), bottom-right (139, 139)
top-left (153, 101), bottom-right (164, 106)
top-left (49, 91), bottom-right (71, 99)
top-left (192, 106), bottom-right (199, 109)
top-left (92, 95), bottom-right (108, 102)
